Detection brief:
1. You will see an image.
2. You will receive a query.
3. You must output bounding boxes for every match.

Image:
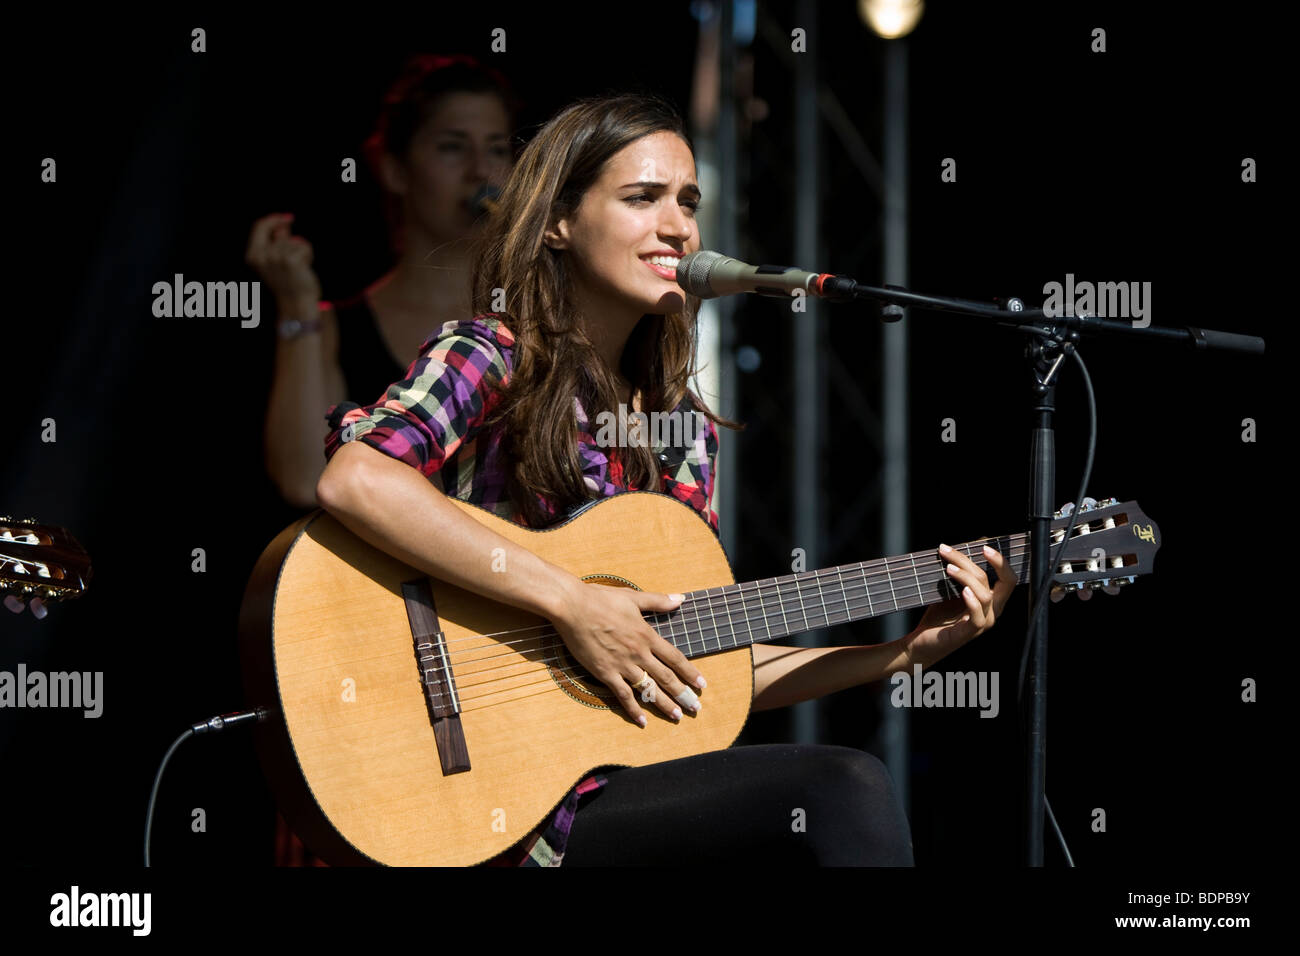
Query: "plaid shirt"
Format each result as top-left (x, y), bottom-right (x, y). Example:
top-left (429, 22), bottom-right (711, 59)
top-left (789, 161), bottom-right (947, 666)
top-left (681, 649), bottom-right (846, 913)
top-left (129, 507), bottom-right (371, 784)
top-left (322, 314), bottom-right (720, 866)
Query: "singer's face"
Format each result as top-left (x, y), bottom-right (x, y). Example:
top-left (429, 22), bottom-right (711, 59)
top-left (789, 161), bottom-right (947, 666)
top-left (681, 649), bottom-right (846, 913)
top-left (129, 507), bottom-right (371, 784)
top-left (398, 92), bottom-right (513, 241)
top-left (552, 131), bottom-right (701, 321)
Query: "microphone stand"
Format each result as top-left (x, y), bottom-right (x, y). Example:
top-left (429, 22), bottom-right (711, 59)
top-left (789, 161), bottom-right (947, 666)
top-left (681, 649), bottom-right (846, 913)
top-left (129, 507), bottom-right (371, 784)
top-left (822, 278), bottom-right (1264, 865)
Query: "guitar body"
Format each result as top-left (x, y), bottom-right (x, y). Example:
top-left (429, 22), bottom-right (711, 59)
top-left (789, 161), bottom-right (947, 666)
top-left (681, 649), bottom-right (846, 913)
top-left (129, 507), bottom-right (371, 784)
top-left (240, 491), bottom-right (750, 867)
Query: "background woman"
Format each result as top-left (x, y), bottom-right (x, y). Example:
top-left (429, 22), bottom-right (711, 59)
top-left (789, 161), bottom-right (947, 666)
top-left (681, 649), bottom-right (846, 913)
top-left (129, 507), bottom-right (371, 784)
top-left (247, 54), bottom-right (517, 510)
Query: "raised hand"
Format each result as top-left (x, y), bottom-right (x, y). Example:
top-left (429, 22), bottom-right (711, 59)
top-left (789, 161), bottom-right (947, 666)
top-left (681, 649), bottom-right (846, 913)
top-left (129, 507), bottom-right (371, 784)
top-left (901, 542), bottom-right (1018, 668)
top-left (244, 212), bottom-right (322, 304)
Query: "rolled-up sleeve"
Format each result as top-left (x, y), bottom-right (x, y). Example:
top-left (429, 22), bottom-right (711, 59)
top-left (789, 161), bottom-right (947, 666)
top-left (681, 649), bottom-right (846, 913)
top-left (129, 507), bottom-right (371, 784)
top-left (323, 320), bottom-right (510, 478)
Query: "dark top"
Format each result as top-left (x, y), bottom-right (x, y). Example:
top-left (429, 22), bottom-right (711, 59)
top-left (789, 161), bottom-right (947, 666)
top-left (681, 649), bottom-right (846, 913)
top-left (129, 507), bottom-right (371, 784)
top-left (331, 292), bottom-right (410, 407)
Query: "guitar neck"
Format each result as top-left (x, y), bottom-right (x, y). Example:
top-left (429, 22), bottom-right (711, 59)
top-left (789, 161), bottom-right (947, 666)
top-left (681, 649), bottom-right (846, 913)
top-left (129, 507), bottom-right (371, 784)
top-left (651, 534), bottom-right (1030, 658)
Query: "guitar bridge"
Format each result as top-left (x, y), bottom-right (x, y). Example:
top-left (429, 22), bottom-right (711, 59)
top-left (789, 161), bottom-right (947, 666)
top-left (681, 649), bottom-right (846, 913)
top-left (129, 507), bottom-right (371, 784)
top-left (402, 579), bottom-right (470, 775)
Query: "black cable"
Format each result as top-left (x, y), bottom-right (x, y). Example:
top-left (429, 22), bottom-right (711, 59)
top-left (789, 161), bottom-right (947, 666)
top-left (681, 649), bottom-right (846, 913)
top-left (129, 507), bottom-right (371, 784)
top-left (1014, 345), bottom-right (1096, 868)
top-left (1017, 346), bottom-right (1097, 708)
top-left (144, 728), bottom-right (194, 867)
top-left (143, 708), bottom-right (267, 866)
top-left (1045, 795), bottom-right (1075, 867)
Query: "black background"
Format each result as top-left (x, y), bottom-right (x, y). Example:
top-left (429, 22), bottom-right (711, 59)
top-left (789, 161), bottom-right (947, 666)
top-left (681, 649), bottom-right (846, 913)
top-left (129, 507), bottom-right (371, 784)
top-left (2, 0), bottom-right (1274, 924)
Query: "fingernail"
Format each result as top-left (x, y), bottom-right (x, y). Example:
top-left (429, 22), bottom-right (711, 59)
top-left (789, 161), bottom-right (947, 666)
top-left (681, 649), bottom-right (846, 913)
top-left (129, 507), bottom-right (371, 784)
top-left (695, 675), bottom-right (707, 689)
top-left (670, 706), bottom-right (682, 720)
top-left (676, 687), bottom-right (700, 712)
top-left (983, 545), bottom-right (997, 555)
top-left (669, 593), bottom-right (684, 603)
top-left (636, 714), bottom-right (647, 727)
top-left (938, 543), bottom-right (952, 554)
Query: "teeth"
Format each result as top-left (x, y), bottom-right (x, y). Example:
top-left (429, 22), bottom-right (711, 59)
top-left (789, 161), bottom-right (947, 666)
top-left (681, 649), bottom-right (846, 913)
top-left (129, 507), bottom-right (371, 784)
top-left (644, 256), bottom-right (680, 268)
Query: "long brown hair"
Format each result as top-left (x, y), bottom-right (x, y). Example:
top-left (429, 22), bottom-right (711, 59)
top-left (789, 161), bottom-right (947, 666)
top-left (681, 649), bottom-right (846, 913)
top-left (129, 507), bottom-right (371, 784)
top-left (470, 92), bottom-right (742, 528)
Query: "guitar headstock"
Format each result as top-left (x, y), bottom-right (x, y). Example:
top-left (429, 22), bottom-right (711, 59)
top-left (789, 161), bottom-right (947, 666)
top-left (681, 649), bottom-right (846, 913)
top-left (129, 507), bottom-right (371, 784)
top-left (0, 516), bottom-right (93, 618)
top-left (1048, 497), bottom-right (1159, 601)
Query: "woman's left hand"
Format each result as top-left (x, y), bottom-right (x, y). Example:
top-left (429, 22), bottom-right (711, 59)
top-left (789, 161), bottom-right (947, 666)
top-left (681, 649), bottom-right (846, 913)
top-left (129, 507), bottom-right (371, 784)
top-left (900, 543), bottom-right (1018, 668)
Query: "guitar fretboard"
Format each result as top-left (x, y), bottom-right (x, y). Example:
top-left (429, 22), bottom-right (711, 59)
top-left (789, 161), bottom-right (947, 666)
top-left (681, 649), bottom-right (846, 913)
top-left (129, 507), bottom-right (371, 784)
top-left (649, 536), bottom-right (1029, 657)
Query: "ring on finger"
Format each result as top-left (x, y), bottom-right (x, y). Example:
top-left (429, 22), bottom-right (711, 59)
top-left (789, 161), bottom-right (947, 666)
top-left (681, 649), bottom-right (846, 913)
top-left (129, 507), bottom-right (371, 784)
top-left (632, 669), bottom-right (657, 703)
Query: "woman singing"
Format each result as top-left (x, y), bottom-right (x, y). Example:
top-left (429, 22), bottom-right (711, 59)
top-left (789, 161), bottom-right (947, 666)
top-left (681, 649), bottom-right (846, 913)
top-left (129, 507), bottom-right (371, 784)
top-left (314, 92), bottom-right (1017, 866)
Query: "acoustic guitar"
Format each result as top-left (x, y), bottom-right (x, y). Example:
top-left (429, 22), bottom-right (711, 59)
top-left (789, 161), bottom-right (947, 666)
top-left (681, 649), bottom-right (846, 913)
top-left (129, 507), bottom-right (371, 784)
top-left (1, 516), bottom-right (93, 617)
top-left (239, 492), bottom-right (1159, 866)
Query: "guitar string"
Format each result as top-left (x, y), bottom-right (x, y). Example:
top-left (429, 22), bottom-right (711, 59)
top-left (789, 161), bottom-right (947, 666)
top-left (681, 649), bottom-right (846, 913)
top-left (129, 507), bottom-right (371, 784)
top-left (434, 542), bottom-right (1025, 677)
top-left (434, 541), bottom-right (1044, 705)
top-left (445, 551), bottom-right (1017, 675)
top-left (432, 539), bottom-right (1037, 655)
top-left (428, 543), bottom-right (1061, 707)
top-left (449, 565), bottom-right (1118, 716)
top-left (439, 539), bottom-right (1054, 671)
top-left (439, 521), bottom-right (1130, 663)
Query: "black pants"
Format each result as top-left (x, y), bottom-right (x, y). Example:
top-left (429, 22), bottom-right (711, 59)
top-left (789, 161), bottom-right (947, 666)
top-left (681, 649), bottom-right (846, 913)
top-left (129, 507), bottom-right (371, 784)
top-left (562, 744), bottom-right (914, 866)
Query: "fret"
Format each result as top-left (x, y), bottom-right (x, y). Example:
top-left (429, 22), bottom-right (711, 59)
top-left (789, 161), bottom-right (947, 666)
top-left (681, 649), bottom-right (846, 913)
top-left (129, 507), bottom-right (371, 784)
top-left (808, 567), bottom-right (830, 631)
top-left (885, 556), bottom-right (899, 611)
top-left (660, 608), bottom-right (681, 655)
top-left (739, 581), bottom-right (758, 648)
top-left (682, 590), bottom-right (697, 655)
top-left (755, 578), bottom-right (774, 642)
top-left (691, 590), bottom-right (712, 658)
top-left (907, 552), bottom-right (921, 610)
top-left (775, 576), bottom-right (791, 639)
top-left (703, 586), bottom-right (721, 653)
top-left (833, 565), bottom-right (848, 626)
top-left (860, 562), bottom-right (874, 618)
top-left (792, 575), bottom-right (811, 632)
top-left (719, 581), bottom-right (739, 649)
top-left (940, 553), bottom-right (959, 600)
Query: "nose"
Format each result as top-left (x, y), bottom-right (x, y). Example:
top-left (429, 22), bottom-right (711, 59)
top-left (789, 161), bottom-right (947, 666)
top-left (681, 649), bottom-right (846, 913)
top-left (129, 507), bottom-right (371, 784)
top-left (468, 143), bottom-right (498, 185)
top-left (658, 200), bottom-right (694, 246)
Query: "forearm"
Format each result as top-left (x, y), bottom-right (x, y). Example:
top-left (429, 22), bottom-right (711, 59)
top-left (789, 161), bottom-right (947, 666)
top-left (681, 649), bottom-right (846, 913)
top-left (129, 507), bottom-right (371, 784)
top-left (750, 640), bottom-right (912, 712)
top-left (316, 441), bottom-right (580, 621)
top-left (264, 296), bottom-right (332, 506)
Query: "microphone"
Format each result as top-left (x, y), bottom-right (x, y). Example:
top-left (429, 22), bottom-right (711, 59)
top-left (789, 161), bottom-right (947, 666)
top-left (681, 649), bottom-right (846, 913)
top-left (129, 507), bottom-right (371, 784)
top-left (468, 185), bottom-right (500, 217)
top-left (676, 251), bottom-right (858, 300)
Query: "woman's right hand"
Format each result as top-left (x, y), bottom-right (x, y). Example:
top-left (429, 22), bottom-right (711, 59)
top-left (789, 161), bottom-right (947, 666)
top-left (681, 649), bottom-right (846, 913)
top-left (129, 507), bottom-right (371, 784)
top-left (550, 579), bottom-right (706, 727)
top-left (245, 212), bottom-right (322, 303)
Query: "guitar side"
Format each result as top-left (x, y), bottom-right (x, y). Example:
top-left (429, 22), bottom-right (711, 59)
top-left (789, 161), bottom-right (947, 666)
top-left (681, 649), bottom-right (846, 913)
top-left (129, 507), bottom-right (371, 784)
top-left (239, 492), bottom-right (751, 867)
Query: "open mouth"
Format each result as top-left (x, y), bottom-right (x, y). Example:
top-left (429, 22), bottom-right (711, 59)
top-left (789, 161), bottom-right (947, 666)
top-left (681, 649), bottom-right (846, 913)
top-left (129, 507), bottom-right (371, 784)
top-left (641, 254), bottom-right (681, 280)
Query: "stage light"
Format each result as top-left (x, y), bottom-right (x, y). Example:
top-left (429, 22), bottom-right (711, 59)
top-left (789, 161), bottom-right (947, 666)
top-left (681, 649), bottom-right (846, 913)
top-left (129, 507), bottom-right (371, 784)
top-left (859, 0), bottom-right (925, 39)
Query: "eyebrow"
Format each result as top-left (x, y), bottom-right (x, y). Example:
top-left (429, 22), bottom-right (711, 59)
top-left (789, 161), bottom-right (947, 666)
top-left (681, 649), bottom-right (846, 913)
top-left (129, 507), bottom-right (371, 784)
top-left (620, 180), bottom-right (702, 198)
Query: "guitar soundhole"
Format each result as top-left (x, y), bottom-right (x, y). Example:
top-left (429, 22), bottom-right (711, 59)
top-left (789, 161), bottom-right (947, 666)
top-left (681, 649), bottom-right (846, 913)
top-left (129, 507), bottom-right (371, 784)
top-left (549, 642), bottom-right (616, 708)
top-left (545, 573), bottom-right (640, 709)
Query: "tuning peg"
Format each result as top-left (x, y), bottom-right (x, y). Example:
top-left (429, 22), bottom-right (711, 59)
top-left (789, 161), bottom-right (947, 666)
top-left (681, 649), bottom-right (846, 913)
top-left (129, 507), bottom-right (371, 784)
top-left (1050, 585), bottom-right (1067, 603)
top-left (4, 595), bottom-right (25, 614)
top-left (1076, 587), bottom-right (1094, 601)
top-left (1102, 583), bottom-right (1122, 595)
top-left (28, 597), bottom-right (47, 620)
top-left (1055, 501), bottom-right (1075, 519)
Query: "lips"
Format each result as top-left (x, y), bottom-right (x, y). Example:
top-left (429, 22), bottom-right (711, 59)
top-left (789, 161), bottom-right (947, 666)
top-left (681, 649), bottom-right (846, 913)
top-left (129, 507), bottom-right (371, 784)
top-left (643, 259), bottom-right (679, 280)
top-left (640, 252), bottom-right (682, 281)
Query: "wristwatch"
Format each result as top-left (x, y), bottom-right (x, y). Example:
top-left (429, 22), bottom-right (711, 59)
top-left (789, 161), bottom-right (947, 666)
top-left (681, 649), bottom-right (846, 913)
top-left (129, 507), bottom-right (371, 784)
top-left (277, 317), bottom-right (324, 340)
